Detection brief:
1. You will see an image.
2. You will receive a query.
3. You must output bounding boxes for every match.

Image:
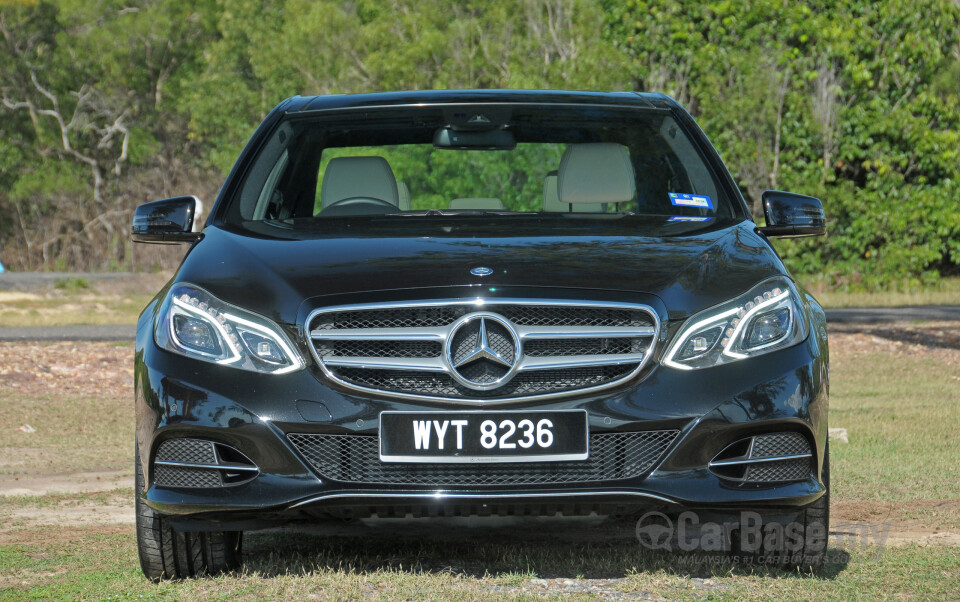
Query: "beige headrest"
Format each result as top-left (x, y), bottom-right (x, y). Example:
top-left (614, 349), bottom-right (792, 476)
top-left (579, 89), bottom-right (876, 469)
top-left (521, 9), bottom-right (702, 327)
top-left (542, 173), bottom-right (565, 212)
top-left (321, 157), bottom-right (399, 208)
top-left (557, 143), bottom-right (635, 204)
top-left (396, 181), bottom-right (411, 211)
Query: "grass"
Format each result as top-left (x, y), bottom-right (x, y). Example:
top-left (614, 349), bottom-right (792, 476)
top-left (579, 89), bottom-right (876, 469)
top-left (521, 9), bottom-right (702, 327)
top-left (1, 335), bottom-right (958, 598)
top-left (830, 352), bottom-right (960, 506)
top-left (52, 276), bottom-right (90, 292)
top-left (0, 488), bottom-right (132, 511)
top-left (0, 293), bottom-right (153, 327)
top-left (0, 391), bottom-right (132, 476)
top-left (0, 272), bottom-right (166, 327)
top-left (800, 277), bottom-right (960, 308)
top-left (0, 527), bottom-right (958, 600)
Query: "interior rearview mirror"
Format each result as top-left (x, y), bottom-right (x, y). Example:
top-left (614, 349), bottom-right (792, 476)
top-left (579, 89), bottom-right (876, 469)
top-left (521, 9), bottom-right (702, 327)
top-left (433, 127), bottom-right (516, 150)
top-left (758, 190), bottom-right (826, 238)
top-left (131, 196), bottom-right (204, 244)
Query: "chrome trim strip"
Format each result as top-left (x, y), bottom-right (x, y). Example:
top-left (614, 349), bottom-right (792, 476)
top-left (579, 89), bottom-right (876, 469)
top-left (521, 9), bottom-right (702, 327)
top-left (288, 489), bottom-right (676, 509)
top-left (308, 297), bottom-right (659, 313)
top-left (312, 325), bottom-right (654, 341)
top-left (516, 325), bottom-right (656, 339)
top-left (322, 356), bottom-right (447, 372)
top-left (517, 354), bottom-right (645, 371)
top-left (153, 460), bottom-right (260, 472)
top-left (311, 327), bottom-right (447, 341)
top-left (303, 298), bottom-right (661, 405)
top-left (709, 453), bottom-right (812, 467)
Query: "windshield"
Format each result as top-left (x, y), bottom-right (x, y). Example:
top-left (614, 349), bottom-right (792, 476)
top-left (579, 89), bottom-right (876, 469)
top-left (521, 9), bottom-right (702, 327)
top-left (224, 104), bottom-right (735, 229)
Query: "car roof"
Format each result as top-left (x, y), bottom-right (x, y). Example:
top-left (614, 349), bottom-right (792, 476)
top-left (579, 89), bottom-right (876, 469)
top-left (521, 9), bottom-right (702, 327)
top-left (280, 89), bottom-right (678, 114)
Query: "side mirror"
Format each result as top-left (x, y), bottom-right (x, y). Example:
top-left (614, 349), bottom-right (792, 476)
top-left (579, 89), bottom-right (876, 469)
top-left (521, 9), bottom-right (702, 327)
top-left (758, 190), bottom-right (826, 238)
top-left (131, 196), bottom-right (204, 244)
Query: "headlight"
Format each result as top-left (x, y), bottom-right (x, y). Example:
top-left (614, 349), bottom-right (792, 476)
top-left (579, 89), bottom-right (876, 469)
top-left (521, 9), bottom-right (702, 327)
top-left (155, 283), bottom-right (304, 374)
top-left (662, 277), bottom-right (807, 370)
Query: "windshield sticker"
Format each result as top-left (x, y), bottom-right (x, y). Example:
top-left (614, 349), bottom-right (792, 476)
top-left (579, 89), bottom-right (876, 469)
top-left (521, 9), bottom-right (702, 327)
top-left (667, 216), bottom-right (713, 222)
top-left (668, 193), bottom-right (714, 209)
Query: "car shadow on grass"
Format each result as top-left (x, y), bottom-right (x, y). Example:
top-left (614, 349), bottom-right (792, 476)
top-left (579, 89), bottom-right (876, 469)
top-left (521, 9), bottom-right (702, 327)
top-left (237, 516), bottom-right (850, 581)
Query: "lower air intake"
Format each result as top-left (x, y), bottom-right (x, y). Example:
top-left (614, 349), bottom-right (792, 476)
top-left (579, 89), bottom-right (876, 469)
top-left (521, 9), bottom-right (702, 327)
top-left (154, 464), bottom-right (224, 489)
top-left (153, 438), bottom-right (259, 489)
top-left (709, 432), bottom-right (813, 484)
top-left (288, 430), bottom-right (679, 486)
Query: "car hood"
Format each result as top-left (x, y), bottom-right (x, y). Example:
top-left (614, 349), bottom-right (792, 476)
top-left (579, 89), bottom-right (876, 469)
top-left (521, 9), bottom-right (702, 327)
top-left (174, 218), bottom-right (786, 325)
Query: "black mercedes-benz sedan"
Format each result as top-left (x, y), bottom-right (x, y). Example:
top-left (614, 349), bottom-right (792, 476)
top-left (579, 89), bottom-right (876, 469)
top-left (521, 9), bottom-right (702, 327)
top-left (130, 90), bottom-right (830, 579)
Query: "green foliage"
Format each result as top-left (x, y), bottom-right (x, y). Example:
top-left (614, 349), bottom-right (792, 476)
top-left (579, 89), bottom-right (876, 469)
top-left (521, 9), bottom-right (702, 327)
top-left (181, 0), bottom-right (627, 174)
top-left (1, 0), bottom-right (959, 286)
top-left (315, 144), bottom-right (564, 213)
top-left (53, 275), bottom-right (89, 291)
top-left (604, 0), bottom-right (960, 287)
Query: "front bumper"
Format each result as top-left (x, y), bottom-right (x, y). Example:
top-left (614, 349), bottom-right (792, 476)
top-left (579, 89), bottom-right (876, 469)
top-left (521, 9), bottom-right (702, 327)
top-left (135, 309), bottom-right (828, 528)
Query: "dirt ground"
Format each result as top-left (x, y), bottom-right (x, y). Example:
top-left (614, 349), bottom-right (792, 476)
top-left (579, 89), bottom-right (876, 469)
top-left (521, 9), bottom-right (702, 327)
top-left (828, 320), bottom-right (960, 366)
top-left (1, 322), bottom-right (959, 549)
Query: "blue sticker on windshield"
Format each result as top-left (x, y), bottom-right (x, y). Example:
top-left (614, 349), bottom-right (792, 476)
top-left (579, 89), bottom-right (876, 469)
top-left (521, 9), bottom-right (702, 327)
top-left (668, 192), bottom-right (714, 209)
top-left (667, 216), bottom-right (712, 222)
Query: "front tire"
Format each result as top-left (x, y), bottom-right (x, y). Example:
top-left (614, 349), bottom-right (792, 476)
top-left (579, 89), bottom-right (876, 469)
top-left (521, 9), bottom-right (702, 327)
top-left (730, 442), bottom-right (830, 572)
top-left (135, 444), bottom-right (243, 580)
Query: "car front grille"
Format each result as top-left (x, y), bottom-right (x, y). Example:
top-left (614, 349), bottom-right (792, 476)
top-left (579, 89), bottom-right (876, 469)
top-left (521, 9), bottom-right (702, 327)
top-left (307, 300), bottom-right (659, 402)
top-left (287, 430), bottom-right (679, 486)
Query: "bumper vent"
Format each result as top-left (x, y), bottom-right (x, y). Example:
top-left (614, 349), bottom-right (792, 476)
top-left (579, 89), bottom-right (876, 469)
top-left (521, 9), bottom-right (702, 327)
top-left (709, 432), bottom-right (813, 484)
top-left (288, 430), bottom-right (679, 487)
top-left (307, 300), bottom-right (659, 403)
top-left (153, 438), bottom-right (259, 489)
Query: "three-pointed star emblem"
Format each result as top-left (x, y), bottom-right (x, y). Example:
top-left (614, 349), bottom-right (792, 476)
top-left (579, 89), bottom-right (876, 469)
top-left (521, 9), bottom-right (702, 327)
top-left (454, 317), bottom-right (513, 369)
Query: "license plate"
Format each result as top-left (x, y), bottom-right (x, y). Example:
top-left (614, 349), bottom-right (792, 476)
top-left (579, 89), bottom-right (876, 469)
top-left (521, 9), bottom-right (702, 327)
top-left (379, 410), bottom-right (588, 463)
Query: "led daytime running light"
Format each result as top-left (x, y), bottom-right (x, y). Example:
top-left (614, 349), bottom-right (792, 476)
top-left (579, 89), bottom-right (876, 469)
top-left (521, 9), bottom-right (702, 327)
top-left (662, 280), bottom-right (804, 371)
top-left (171, 297), bottom-right (242, 364)
top-left (157, 284), bottom-right (304, 375)
top-left (722, 290), bottom-right (790, 359)
top-left (222, 311), bottom-right (303, 375)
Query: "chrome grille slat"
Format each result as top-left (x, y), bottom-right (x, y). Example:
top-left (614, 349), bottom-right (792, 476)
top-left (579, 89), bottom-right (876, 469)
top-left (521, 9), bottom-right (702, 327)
top-left (305, 299), bottom-right (660, 403)
top-left (517, 354), bottom-right (646, 370)
top-left (311, 327), bottom-right (447, 340)
top-left (515, 325), bottom-right (656, 339)
top-left (323, 356), bottom-right (447, 372)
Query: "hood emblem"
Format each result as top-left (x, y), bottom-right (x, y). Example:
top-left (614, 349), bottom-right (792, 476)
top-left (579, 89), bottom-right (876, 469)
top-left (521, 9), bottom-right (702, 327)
top-left (445, 313), bottom-right (521, 391)
top-left (470, 266), bottom-right (494, 277)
